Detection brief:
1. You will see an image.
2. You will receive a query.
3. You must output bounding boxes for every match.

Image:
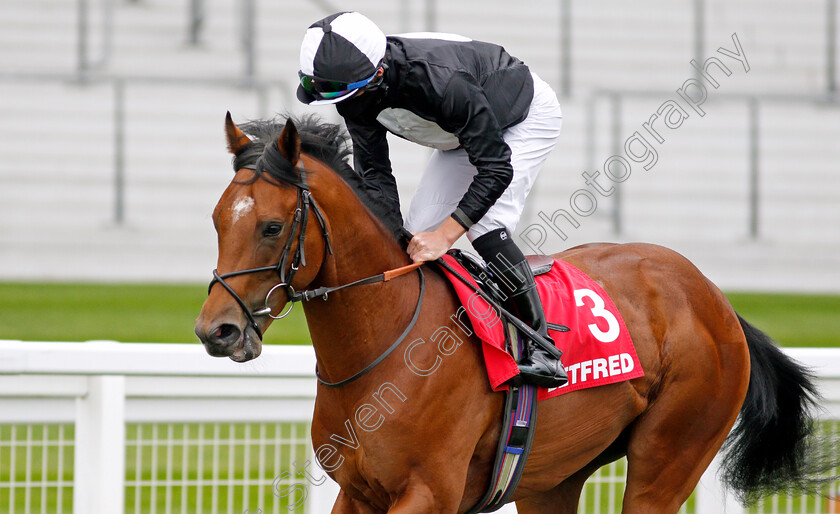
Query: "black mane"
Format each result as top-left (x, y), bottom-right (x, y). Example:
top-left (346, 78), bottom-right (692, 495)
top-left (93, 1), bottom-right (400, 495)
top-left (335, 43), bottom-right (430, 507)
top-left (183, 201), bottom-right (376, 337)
top-left (233, 115), bottom-right (403, 239)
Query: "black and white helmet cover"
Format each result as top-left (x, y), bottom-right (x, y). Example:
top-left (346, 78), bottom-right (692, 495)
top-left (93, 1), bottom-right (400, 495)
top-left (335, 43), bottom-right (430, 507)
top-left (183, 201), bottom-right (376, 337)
top-left (297, 12), bottom-right (387, 105)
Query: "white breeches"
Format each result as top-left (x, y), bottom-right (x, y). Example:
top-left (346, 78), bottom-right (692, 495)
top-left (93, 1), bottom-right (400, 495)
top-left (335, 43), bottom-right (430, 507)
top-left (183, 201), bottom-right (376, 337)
top-left (404, 73), bottom-right (563, 241)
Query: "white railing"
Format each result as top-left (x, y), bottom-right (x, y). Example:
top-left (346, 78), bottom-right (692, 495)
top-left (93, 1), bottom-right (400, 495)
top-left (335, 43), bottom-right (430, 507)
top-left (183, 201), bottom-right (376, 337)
top-left (0, 341), bottom-right (334, 514)
top-left (0, 341), bottom-right (838, 514)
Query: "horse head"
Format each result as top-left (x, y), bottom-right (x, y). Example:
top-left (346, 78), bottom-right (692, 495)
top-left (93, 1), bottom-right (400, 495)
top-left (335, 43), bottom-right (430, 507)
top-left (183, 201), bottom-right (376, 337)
top-left (195, 112), bottom-right (408, 364)
top-left (195, 113), bottom-right (333, 362)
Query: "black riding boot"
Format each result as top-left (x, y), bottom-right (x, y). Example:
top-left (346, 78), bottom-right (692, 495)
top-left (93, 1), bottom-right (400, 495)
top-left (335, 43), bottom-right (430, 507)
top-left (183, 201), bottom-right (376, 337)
top-left (473, 229), bottom-right (568, 389)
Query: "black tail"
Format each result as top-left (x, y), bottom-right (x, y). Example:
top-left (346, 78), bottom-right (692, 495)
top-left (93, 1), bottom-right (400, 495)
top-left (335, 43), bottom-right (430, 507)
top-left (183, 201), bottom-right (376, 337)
top-left (721, 314), bottom-right (837, 504)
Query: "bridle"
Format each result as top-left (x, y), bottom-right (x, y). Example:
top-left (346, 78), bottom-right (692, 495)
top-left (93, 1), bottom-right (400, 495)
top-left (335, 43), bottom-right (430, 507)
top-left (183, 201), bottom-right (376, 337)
top-left (206, 158), bottom-right (426, 389)
top-left (207, 162), bottom-right (332, 340)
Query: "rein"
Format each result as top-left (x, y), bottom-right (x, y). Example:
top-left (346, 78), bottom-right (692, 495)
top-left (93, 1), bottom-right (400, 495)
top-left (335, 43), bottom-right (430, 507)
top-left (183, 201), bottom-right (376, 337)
top-left (207, 160), bottom-right (426, 388)
top-left (315, 265), bottom-right (425, 388)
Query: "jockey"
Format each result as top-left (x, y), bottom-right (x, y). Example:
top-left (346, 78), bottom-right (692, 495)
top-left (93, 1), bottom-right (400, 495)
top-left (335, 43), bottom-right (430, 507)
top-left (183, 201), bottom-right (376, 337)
top-left (297, 12), bottom-right (567, 388)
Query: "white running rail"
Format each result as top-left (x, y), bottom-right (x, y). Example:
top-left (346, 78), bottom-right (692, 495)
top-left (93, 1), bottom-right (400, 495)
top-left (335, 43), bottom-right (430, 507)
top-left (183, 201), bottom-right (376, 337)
top-left (0, 341), bottom-right (838, 514)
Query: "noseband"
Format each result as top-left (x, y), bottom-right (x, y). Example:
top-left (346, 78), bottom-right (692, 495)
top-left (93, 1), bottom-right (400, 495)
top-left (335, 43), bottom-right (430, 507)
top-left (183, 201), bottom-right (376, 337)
top-left (207, 163), bottom-right (332, 340)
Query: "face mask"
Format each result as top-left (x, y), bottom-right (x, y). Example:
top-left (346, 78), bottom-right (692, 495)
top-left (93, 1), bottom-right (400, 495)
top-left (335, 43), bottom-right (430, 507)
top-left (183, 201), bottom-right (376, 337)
top-left (336, 86), bottom-right (386, 119)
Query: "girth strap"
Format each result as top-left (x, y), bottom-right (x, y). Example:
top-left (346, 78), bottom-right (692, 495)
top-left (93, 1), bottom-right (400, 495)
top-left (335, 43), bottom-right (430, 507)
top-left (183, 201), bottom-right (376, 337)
top-left (468, 383), bottom-right (539, 512)
top-left (467, 325), bottom-right (540, 513)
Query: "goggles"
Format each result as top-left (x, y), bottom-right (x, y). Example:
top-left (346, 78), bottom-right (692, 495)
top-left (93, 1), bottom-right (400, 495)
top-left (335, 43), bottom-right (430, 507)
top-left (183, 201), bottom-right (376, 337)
top-left (298, 69), bottom-right (379, 100)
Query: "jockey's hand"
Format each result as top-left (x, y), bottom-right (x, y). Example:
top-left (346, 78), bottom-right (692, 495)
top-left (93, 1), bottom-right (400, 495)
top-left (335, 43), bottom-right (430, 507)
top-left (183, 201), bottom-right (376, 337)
top-left (407, 217), bottom-right (467, 262)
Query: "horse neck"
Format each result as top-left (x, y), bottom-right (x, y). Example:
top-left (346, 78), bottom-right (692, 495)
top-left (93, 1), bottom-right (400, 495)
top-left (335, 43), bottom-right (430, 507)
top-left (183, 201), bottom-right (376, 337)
top-left (301, 163), bottom-right (421, 384)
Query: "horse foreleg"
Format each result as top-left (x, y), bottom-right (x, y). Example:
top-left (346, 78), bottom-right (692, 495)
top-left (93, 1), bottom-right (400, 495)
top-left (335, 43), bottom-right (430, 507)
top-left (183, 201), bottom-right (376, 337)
top-left (386, 485), bottom-right (439, 513)
top-left (331, 482), bottom-right (458, 513)
top-left (515, 459), bottom-right (604, 514)
top-left (390, 479), bottom-right (471, 513)
top-left (332, 489), bottom-right (382, 514)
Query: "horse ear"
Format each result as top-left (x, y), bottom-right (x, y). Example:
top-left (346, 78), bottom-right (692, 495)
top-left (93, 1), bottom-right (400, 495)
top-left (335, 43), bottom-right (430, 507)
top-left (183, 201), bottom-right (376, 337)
top-left (278, 120), bottom-right (301, 166)
top-left (224, 111), bottom-right (252, 155)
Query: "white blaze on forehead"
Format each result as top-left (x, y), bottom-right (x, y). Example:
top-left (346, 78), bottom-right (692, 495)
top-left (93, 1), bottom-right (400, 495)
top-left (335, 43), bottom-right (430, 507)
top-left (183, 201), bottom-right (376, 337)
top-left (230, 196), bottom-right (255, 224)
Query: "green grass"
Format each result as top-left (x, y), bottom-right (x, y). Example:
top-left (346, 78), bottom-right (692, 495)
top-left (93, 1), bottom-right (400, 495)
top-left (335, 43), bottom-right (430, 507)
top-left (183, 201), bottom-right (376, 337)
top-left (0, 282), bottom-right (311, 346)
top-left (1, 282), bottom-right (838, 348)
top-left (725, 292), bottom-right (840, 347)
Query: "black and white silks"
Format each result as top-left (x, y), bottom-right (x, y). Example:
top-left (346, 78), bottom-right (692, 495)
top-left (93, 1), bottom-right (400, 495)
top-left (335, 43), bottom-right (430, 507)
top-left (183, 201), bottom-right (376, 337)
top-left (337, 34), bottom-right (535, 230)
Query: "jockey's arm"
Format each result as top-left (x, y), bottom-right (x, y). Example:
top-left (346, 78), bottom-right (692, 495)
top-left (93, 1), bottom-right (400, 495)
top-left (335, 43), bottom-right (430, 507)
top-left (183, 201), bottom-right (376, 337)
top-left (409, 73), bottom-right (515, 262)
top-left (344, 115), bottom-right (403, 226)
top-left (438, 71), bottom-right (514, 231)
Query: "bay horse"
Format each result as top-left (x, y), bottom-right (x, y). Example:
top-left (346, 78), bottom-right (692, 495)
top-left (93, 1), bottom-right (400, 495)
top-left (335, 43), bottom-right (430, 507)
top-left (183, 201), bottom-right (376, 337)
top-left (195, 113), bottom-right (834, 513)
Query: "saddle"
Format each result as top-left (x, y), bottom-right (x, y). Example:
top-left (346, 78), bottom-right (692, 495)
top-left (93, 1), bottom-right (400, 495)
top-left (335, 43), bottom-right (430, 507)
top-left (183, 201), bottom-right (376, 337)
top-left (448, 249), bottom-right (554, 302)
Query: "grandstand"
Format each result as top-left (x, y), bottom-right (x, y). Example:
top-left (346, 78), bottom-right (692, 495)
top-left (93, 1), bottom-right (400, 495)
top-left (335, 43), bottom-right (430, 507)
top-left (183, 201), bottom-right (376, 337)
top-left (0, 0), bottom-right (838, 291)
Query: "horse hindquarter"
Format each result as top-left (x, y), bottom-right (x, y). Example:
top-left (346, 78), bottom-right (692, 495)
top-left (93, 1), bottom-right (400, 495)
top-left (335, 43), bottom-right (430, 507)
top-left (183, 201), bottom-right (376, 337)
top-left (519, 243), bottom-right (751, 513)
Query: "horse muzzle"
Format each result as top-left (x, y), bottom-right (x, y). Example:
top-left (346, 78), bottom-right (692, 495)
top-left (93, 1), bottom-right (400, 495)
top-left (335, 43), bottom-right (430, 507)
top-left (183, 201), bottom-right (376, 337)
top-left (195, 319), bottom-right (262, 363)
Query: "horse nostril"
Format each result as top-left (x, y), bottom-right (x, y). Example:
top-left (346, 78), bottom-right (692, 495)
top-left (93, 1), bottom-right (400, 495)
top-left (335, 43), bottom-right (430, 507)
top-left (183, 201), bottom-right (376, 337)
top-left (213, 323), bottom-right (241, 345)
top-left (201, 323), bottom-right (243, 356)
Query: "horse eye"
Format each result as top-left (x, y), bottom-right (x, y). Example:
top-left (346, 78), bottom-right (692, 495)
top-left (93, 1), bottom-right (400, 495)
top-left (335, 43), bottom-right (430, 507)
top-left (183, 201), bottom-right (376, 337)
top-left (262, 223), bottom-right (283, 237)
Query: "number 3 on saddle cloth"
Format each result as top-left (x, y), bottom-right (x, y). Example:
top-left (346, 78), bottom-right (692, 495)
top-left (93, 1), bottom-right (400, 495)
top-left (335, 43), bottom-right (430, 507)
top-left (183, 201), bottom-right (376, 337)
top-left (438, 252), bottom-right (644, 399)
top-left (439, 251), bottom-right (645, 512)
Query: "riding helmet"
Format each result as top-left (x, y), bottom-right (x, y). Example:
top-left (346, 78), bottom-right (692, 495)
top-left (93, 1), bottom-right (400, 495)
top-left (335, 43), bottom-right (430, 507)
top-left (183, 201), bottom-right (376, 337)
top-left (297, 12), bottom-right (387, 105)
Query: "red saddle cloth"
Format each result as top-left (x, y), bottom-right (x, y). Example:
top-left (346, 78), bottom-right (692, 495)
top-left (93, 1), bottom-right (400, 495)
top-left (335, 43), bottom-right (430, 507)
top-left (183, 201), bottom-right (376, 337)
top-left (439, 254), bottom-right (644, 400)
